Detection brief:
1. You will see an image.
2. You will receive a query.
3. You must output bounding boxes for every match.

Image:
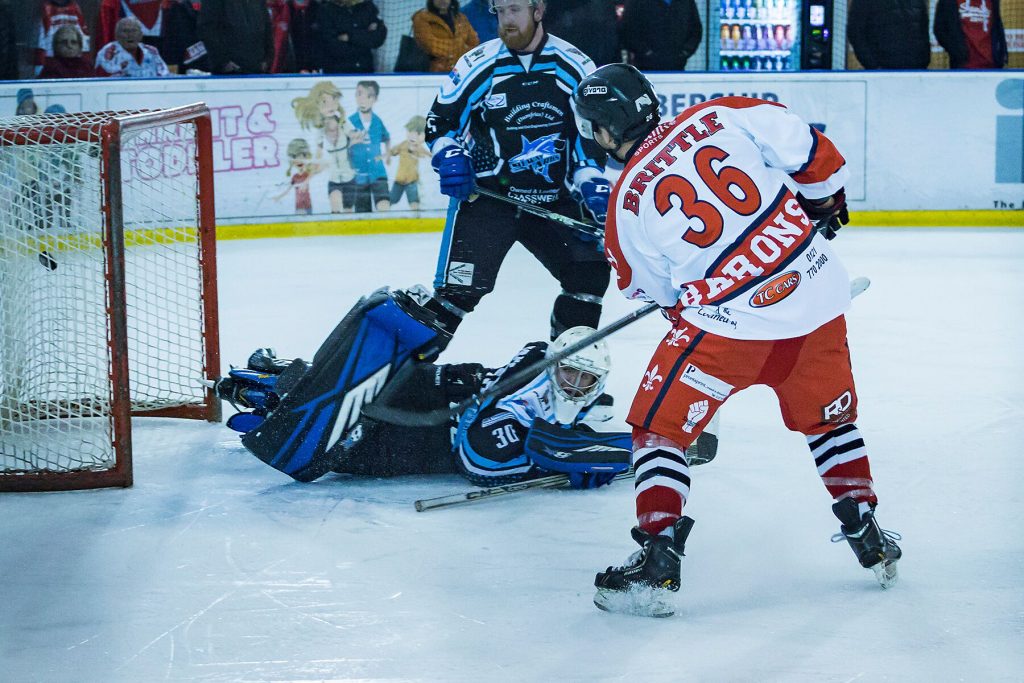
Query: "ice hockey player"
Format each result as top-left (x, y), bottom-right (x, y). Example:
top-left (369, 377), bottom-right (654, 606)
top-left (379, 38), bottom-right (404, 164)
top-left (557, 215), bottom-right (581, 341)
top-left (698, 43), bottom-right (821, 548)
top-left (571, 64), bottom-right (902, 617)
top-left (420, 0), bottom-right (613, 349)
top-left (214, 287), bottom-right (720, 488)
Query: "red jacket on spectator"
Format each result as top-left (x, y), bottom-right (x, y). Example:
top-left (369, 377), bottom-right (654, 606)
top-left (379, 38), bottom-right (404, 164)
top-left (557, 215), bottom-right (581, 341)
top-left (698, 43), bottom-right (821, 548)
top-left (267, 0), bottom-right (293, 73)
top-left (39, 54), bottom-right (95, 79)
top-left (34, 1), bottom-right (91, 72)
top-left (98, 0), bottom-right (166, 49)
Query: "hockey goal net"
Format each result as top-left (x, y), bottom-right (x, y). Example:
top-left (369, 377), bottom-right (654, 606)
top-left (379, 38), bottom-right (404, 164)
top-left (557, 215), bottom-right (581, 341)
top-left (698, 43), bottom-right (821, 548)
top-left (0, 104), bottom-right (220, 492)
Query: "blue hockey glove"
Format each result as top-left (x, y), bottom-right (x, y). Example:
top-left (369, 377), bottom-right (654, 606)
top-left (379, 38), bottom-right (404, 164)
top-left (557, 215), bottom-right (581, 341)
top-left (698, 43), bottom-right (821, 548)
top-left (568, 470), bottom-right (618, 489)
top-left (578, 177), bottom-right (611, 224)
top-left (431, 145), bottom-right (475, 201)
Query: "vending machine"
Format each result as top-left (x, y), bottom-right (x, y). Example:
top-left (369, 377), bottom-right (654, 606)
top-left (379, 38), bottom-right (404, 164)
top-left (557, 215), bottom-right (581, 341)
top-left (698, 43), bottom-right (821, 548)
top-left (707, 0), bottom-right (847, 72)
top-left (800, 0), bottom-right (834, 69)
top-left (712, 0), bottom-right (802, 72)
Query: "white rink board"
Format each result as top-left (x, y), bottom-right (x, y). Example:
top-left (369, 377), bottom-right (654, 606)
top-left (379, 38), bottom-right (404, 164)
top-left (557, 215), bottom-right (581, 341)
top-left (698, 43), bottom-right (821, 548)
top-left (2, 71), bottom-right (1021, 220)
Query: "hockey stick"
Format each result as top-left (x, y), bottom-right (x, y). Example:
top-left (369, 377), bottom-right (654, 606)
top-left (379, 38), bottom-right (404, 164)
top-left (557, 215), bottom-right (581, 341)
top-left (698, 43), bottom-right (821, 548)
top-left (470, 186), bottom-right (604, 239)
top-left (364, 274), bottom-right (869, 429)
top-left (361, 301), bottom-right (661, 428)
top-left (415, 469), bottom-right (635, 512)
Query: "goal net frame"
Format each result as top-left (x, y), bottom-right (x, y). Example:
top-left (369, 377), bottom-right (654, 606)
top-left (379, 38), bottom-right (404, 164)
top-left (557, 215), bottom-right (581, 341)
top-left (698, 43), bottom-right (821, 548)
top-left (0, 104), bottom-right (221, 492)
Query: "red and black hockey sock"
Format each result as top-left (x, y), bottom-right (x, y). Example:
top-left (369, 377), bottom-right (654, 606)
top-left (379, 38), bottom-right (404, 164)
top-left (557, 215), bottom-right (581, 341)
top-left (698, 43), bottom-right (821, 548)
top-left (807, 423), bottom-right (877, 506)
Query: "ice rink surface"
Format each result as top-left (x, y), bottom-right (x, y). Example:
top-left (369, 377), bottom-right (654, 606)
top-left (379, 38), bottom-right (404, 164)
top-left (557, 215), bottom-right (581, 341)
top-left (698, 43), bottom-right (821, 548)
top-left (2, 228), bottom-right (1023, 682)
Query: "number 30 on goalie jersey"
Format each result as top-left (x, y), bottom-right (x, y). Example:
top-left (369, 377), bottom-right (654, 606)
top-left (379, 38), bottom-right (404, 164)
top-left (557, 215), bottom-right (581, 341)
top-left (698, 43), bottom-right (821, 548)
top-left (606, 97), bottom-right (853, 341)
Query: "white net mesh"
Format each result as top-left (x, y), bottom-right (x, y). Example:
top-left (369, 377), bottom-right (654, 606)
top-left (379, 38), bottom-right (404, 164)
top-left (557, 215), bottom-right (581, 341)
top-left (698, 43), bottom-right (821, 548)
top-left (375, 0), bottom-right (425, 72)
top-left (0, 111), bottom-right (215, 483)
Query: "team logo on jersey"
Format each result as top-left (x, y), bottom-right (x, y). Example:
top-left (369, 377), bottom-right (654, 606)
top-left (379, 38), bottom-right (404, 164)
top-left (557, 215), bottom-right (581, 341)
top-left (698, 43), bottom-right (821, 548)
top-left (448, 68), bottom-right (462, 86)
top-left (464, 46), bottom-right (487, 66)
top-left (509, 133), bottom-right (562, 182)
top-left (485, 93), bottom-right (507, 109)
top-left (822, 390), bottom-right (854, 424)
top-left (642, 365), bottom-right (663, 391)
top-left (666, 327), bottom-right (692, 347)
top-left (750, 270), bottom-right (801, 308)
top-left (683, 400), bottom-right (709, 434)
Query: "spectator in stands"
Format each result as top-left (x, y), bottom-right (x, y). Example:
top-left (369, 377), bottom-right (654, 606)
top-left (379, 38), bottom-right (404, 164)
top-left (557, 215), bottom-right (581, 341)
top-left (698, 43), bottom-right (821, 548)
top-left (160, 0), bottom-right (210, 74)
top-left (95, 17), bottom-right (171, 77)
top-left (268, 0), bottom-right (296, 73)
top-left (290, 0), bottom-right (318, 72)
top-left (545, 0), bottom-right (619, 67)
top-left (460, 0), bottom-right (497, 43)
top-left (98, 0), bottom-right (165, 53)
top-left (620, 0), bottom-right (701, 71)
top-left (848, 0), bottom-right (930, 69)
top-left (40, 25), bottom-right (94, 79)
top-left (934, 0), bottom-right (1008, 69)
top-left (313, 0), bottom-right (387, 74)
top-left (199, 0), bottom-right (274, 74)
top-left (34, 0), bottom-right (91, 76)
top-left (412, 0), bottom-right (479, 73)
top-left (16, 88), bottom-right (38, 115)
top-left (0, 0), bottom-right (18, 80)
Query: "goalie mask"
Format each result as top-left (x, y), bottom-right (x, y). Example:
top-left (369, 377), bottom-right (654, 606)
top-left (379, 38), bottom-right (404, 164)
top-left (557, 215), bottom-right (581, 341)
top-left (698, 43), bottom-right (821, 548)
top-left (545, 327), bottom-right (611, 425)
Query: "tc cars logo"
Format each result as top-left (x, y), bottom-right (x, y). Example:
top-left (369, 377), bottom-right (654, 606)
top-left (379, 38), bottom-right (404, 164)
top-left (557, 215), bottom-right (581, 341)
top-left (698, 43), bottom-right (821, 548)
top-left (749, 270), bottom-right (801, 308)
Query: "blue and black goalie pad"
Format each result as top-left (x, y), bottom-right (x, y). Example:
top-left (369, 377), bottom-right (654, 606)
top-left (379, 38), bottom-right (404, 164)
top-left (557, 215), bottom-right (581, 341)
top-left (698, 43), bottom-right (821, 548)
top-left (240, 288), bottom-right (441, 482)
top-left (524, 419), bottom-right (632, 476)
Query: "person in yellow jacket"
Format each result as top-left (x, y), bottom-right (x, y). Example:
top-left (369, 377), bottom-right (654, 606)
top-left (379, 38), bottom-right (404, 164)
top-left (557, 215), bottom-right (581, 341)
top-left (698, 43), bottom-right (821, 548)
top-left (412, 0), bottom-right (479, 73)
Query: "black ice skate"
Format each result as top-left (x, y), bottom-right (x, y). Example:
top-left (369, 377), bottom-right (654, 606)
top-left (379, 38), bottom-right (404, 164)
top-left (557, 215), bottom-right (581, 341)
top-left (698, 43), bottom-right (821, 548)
top-left (832, 498), bottom-right (903, 589)
top-left (594, 516), bottom-right (694, 618)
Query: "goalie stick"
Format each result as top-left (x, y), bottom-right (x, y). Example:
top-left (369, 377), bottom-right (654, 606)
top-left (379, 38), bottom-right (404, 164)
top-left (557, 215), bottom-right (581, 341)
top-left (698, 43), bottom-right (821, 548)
top-left (415, 469), bottom-right (635, 512)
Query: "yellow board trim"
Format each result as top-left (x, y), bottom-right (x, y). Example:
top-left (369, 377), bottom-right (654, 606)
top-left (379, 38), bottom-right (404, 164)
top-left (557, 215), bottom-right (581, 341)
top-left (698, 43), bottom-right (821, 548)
top-left (852, 211), bottom-right (1023, 227)
top-left (215, 211), bottom-right (1022, 240)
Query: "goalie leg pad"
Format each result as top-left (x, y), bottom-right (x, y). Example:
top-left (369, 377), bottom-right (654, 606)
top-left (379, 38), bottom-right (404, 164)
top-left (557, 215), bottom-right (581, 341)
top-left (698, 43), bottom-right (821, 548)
top-left (240, 289), bottom-right (440, 482)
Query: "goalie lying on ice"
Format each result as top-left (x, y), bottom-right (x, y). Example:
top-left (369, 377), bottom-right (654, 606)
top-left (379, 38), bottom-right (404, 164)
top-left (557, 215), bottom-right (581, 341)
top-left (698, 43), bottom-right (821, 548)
top-left (214, 286), bottom-right (716, 486)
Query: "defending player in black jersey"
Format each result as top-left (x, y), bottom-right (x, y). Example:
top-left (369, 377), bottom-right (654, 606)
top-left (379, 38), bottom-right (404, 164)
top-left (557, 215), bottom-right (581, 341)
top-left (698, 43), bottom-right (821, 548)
top-left (421, 0), bottom-right (613, 346)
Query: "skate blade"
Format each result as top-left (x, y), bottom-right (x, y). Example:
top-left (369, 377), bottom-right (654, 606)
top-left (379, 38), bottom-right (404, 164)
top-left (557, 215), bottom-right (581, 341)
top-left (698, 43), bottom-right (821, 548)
top-left (593, 585), bottom-right (677, 618)
top-left (872, 559), bottom-right (899, 589)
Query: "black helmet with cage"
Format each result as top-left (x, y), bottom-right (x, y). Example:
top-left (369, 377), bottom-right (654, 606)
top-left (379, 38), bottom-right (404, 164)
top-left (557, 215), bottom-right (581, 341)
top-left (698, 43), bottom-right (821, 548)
top-left (572, 63), bottom-right (660, 149)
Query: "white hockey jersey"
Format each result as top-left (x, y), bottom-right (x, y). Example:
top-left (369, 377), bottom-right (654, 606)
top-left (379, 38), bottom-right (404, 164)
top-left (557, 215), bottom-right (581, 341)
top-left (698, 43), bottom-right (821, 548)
top-left (605, 97), bottom-right (852, 340)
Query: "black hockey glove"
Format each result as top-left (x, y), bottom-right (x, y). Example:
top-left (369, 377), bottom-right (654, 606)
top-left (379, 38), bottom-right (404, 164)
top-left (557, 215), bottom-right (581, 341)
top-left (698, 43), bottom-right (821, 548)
top-left (798, 188), bottom-right (849, 240)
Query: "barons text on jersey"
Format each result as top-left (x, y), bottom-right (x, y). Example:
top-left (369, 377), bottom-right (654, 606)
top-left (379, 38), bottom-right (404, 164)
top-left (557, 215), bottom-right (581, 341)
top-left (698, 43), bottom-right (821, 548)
top-left (426, 34), bottom-right (604, 205)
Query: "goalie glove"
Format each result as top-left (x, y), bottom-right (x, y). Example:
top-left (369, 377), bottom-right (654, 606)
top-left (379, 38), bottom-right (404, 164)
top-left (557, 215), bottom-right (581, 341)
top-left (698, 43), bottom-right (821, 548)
top-left (798, 188), bottom-right (849, 240)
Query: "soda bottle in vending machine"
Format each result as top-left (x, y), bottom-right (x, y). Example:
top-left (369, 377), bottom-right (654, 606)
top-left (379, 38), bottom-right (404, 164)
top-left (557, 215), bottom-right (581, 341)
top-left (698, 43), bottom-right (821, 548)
top-left (741, 24), bottom-right (754, 50)
top-left (721, 22), bottom-right (731, 50)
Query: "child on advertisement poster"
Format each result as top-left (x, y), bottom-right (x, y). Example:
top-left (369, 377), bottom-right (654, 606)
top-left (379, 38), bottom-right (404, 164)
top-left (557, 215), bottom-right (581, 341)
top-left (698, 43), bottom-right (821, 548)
top-left (389, 115), bottom-right (430, 211)
top-left (291, 80), bottom-right (366, 214)
top-left (348, 80), bottom-right (391, 213)
top-left (275, 138), bottom-right (322, 215)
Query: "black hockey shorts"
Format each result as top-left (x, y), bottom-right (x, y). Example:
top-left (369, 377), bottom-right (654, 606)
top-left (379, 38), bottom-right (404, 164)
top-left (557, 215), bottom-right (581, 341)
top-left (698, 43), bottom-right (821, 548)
top-left (432, 193), bottom-right (609, 313)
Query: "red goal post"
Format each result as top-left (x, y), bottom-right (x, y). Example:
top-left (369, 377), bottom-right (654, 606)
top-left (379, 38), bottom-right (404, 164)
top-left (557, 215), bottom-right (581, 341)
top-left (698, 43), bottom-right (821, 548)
top-left (0, 104), bottom-right (220, 492)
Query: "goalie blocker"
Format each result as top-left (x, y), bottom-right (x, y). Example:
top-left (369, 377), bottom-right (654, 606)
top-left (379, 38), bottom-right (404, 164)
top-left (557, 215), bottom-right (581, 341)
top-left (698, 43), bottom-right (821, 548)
top-left (215, 287), bottom-right (715, 486)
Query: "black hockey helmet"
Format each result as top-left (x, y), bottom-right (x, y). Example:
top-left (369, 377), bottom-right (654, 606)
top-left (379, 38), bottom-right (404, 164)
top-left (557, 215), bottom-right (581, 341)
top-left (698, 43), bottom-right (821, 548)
top-left (573, 63), bottom-right (660, 147)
